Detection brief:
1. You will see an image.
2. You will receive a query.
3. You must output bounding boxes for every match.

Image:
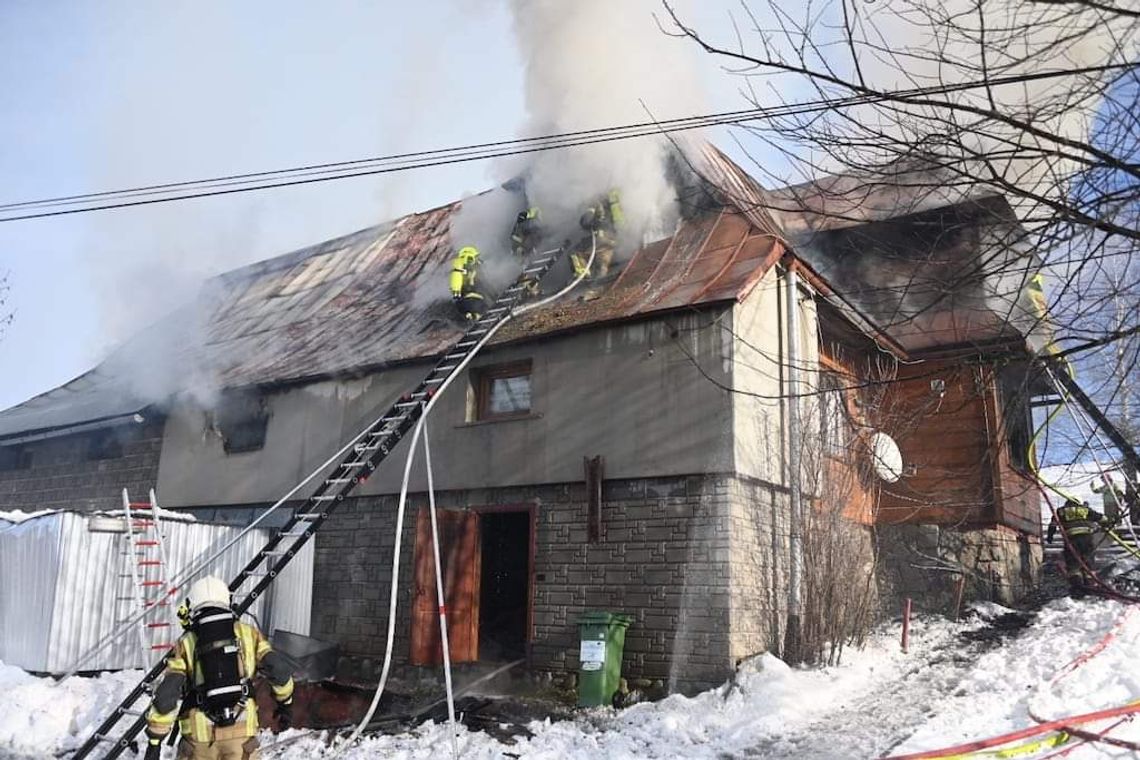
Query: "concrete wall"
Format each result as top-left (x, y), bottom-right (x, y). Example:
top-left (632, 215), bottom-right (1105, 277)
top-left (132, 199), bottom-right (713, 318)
top-left (157, 311), bottom-right (735, 507)
top-left (0, 420), bottom-right (164, 513)
top-left (731, 266), bottom-right (819, 486)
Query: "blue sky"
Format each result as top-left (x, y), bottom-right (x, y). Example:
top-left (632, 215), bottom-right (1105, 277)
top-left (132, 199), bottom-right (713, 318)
top-left (0, 2), bottom-right (766, 410)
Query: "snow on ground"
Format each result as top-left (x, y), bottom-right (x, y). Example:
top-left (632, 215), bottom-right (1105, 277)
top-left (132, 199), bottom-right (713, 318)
top-left (2, 598), bottom-right (1138, 759)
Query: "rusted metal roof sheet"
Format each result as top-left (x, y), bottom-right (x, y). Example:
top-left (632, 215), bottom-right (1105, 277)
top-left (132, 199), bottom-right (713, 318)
top-left (0, 173), bottom-right (784, 437)
top-left (0, 145), bottom-right (1039, 438)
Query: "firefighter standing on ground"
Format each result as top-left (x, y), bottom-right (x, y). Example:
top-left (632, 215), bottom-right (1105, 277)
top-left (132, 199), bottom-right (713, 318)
top-left (1046, 498), bottom-right (1108, 594)
top-left (1092, 473), bottom-right (1126, 524)
top-left (143, 576), bottom-right (294, 760)
top-left (449, 245), bottom-right (485, 321)
top-left (571, 190), bottom-right (623, 281)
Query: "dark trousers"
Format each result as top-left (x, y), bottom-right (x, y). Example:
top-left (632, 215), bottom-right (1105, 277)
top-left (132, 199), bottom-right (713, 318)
top-left (1062, 532), bottom-right (1096, 586)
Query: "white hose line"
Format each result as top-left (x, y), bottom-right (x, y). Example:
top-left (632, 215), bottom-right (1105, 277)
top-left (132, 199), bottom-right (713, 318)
top-left (337, 236), bottom-right (596, 753)
top-left (423, 416), bottom-right (461, 760)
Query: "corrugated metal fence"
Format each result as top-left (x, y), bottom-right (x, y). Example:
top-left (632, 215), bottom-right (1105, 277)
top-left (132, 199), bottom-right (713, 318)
top-left (0, 511), bottom-right (312, 673)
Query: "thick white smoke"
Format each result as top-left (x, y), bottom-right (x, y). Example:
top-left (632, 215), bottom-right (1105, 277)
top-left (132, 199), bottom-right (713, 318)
top-left (501, 0), bottom-right (705, 250)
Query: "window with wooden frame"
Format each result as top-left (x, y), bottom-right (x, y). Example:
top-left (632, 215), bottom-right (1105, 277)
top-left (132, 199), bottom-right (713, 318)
top-left (473, 361), bottom-right (533, 422)
top-left (820, 372), bottom-right (854, 457)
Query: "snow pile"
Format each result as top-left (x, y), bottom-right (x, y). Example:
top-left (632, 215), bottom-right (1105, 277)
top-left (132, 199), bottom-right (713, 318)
top-left (0, 661), bottom-right (142, 758)
top-left (1, 599), bottom-right (1137, 759)
top-left (893, 597), bottom-right (1140, 758)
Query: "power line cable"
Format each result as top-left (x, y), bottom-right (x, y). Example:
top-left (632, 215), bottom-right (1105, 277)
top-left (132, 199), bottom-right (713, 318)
top-left (0, 62), bottom-right (1130, 223)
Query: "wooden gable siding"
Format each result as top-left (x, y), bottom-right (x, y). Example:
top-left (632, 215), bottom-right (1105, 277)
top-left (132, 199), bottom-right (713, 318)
top-left (981, 373), bottom-right (1041, 534)
top-left (878, 360), bottom-right (998, 526)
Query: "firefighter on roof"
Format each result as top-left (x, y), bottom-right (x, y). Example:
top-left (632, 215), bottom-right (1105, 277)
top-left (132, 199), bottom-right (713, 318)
top-left (570, 189), bottom-right (624, 281)
top-left (449, 245), bottom-right (486, 321)
top-left (1046, 498), bottom-right (1108, 595)
top-left (510, 207), bottom-right (544, 296)
top-left (510, 207), bottom-right (542, 259)
top-left (143, 576), bottom-right (294, 760)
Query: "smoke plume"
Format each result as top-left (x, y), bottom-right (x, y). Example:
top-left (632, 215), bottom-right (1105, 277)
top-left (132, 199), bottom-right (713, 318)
top-left (500, 0), bottom-right (705, 250)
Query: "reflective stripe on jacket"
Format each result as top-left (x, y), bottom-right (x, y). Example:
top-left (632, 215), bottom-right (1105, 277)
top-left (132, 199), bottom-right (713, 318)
top-left (146, 621), bottom-right (290, 742)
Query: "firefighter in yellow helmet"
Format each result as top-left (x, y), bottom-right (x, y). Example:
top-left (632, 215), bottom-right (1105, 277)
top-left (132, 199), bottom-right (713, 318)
top-left (449, 246), bottom-right (485, 321)
top-left (143, 576), bottom-right (294, 760)
top-left (571, 189), bottom-right (623, 281)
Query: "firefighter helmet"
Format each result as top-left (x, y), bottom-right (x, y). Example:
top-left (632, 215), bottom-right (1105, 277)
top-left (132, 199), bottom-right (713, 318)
top-left (187, 575), bottom-right (231, 612)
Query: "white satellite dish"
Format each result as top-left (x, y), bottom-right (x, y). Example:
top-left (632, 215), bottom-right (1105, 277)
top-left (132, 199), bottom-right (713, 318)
top-left (870, 431), bottom-right (904, 483)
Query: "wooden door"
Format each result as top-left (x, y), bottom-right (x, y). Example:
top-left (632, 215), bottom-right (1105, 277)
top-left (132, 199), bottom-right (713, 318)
top-left (409, 507), bottom-right (481, 665)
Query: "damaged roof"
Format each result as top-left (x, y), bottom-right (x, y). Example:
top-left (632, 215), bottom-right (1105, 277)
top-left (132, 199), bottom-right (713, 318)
top-left (0, 145), bottom-right (1041, 440)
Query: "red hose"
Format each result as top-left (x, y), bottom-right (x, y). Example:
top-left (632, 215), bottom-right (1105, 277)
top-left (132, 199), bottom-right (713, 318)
top-left (881, 701), bottom-right (1140, 759)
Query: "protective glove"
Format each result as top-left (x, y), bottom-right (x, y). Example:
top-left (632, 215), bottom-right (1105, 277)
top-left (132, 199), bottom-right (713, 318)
top-left (144, 738), bottom-right (162, 760)
top-left (274, 699), bottom-right (293, 731)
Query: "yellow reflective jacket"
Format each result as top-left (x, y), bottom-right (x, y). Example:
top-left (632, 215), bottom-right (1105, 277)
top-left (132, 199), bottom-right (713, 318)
top-left (449, 252), bottom-right (479, 297)
top-left (145, 621), bottom-right (293, 742)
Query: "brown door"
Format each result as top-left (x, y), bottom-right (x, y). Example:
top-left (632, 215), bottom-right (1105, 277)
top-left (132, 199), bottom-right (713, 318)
top-left (410, 507), bottom-right (481, 665)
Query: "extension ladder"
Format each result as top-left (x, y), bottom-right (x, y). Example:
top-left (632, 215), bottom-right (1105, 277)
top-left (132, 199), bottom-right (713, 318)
top-left (117, 488), bottom-right (177, 668)
top-left (73, 246), bottom-right (567, 759)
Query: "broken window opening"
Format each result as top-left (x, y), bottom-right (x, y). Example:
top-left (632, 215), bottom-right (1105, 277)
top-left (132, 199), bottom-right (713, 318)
top-left (0, 444), bottom-right (32, 472)
top-left (214, 391), bottom-right (270, 454)
top-left (87, 429), bottom-right (124, 461)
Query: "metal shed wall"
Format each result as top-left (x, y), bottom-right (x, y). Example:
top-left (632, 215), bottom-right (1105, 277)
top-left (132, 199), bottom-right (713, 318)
top-left (0, 511), bottom-right (312, 673)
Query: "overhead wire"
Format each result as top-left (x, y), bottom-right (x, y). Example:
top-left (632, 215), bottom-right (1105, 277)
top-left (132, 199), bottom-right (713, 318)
top-left (0, 63), bottom-right (1132, 223)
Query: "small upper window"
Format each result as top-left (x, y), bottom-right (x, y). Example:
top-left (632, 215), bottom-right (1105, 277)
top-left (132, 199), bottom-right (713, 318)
top-left (820, 373), bottom-right (853, 456)
top-left (0, 445), bottom-right (32, 472)
top-left (88, 430), bottom-right (124, 461)
top-left (215, 391), bottom-right (270, 454)
top-left (474, 361), bottom-right (532, 421)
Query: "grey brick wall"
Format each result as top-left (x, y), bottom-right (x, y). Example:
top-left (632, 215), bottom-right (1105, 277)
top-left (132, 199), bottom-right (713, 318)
top-left (312, 474), bottom-right (760, 693)
top-left (0, 420), bottom-right (165, 512)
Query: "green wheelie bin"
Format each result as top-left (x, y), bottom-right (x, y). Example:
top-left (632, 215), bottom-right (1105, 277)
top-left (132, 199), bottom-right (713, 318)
top-left (576, 611), bottom-right (633, 707)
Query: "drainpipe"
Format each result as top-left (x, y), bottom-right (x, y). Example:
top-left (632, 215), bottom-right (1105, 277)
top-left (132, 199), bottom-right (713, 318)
top-left (784, 264), bottom-right (804, 662)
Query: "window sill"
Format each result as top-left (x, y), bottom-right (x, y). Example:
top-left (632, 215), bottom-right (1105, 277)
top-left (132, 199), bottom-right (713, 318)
top-left (456, 412), bottom-right (543, 428)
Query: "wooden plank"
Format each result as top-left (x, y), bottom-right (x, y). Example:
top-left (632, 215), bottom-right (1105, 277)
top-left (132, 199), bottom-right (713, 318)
top-left (409, 508), bottom-right (481, 665)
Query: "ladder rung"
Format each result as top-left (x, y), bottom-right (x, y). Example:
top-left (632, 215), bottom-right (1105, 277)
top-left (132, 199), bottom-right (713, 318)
top-left (424, 377), bottom-right (446, 384)
top-left (121, 708), bottom-right (146, 718)
top-left (146, 622), bottom-right (172, 628)
top-left (150, 644), bottom-right (173, 650)
top-left (135, 540), bottom-right (159, 547)
top-left (433, 365), bottom-right (458, 373)
top-left (279, 530), bottom-right (309, 538)
top-left (443, 352), bottom-right (465, 360)
top-left (325, 477), bottom-right (354, 485)
top-left (340, 461), bottom-right (367, 469)
top-left (139, 581), bottom-right (165, 587)
top-left (311, 494), bottom-right (338, 502)
top-left (264, 551), bottom-right (289, 557)
top-left (395, 401), bottom-right (419, 408)
top-left (138, 560), bottom-right (162, 566)
top-left (294, 513), bottom-right (322, 520)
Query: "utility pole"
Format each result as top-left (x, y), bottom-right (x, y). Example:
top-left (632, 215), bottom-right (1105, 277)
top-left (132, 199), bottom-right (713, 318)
top-left (784, 264), bottom-right (804, 662)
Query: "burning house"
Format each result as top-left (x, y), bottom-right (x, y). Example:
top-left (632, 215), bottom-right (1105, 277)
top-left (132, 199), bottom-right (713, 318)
top-left (0, 145), bottom-right (1050, 690)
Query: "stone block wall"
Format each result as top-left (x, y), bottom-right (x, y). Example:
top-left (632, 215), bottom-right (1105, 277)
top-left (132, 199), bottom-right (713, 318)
top-left (0, 420), bottom-right (165, 513)
top-left (312, 473), bottom-right (765, 693)
top-left (727, 477), bottom-right (792, 662)
top-left (876, 523), bottom-right (1042, 615)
